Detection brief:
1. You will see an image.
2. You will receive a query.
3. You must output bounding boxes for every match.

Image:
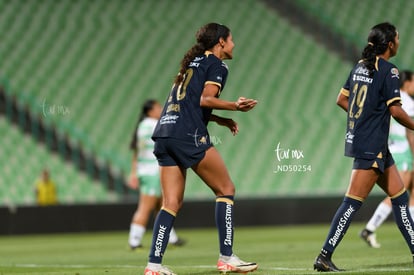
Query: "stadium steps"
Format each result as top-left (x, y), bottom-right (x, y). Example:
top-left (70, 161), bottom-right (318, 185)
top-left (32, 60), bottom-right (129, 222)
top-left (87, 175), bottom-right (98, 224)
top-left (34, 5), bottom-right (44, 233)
top-left (1, 0), bottom-right (411, 201)
top-left (0, 116), bottom-right (119, 206)
top-left (293, 0), bottom-right (414, 68)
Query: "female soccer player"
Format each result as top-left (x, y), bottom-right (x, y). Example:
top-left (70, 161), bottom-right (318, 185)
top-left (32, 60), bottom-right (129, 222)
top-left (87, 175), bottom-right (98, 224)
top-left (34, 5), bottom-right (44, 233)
top-left (360, 70), bottom-right (414, 248)
top-left (127, 99), bottom-right (184, 250)
top-left (314, 22), bottom-right (414, 272)
top-left (143, 23), bottom-right (258, 275)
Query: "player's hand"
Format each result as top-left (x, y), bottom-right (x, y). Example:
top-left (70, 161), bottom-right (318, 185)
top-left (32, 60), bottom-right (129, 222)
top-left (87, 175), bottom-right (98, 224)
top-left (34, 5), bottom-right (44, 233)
top-left (127, 173), bottom-right (140, 190)
top-left (235, 97), bottom-right (258, 112)
top-left (216, 117), bottom-right (239, 135)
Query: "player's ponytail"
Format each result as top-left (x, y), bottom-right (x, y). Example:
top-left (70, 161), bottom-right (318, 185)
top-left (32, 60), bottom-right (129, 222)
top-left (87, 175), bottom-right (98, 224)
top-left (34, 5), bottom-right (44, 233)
top-left (361, 22), bottom-right (397, 76)
top-left (174, 23), bottom-right (230, 85)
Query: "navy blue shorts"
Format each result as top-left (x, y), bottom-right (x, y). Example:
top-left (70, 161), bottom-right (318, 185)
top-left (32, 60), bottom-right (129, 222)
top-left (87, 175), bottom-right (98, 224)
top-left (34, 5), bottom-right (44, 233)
top-left (353, 149), bottom-right (394, 173)
top-left (153, 137), bottom-right (213, 169)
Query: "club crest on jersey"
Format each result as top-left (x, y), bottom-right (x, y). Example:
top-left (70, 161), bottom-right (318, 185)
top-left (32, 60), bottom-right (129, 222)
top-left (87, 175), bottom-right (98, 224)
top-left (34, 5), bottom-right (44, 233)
top-left (391, 68), bottom-right (399, 79)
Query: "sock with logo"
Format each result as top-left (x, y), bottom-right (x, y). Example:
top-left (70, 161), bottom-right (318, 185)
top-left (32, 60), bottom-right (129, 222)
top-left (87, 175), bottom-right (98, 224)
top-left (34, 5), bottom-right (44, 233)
top-left (391, 191), bottom-right (414, 254)
top-left (148, 208), bottom-right (175, 264)
top-left (216, 195), bottom-right (234, 256)
top-left (365, 201), bottom-right (392, 232)
top-left (320, 196), bottom-right (362, 258)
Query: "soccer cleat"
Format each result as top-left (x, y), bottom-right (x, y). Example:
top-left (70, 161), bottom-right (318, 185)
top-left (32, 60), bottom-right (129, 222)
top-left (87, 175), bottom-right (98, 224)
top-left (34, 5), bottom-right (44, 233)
top-left (129, 244), bottom-right (143, 251)
top-left (359, 229), bottom-right (381, 248)
top-left (313, 254), bottom-right (343, 272)
top-left (169, 238), bottom-right (186, 247)
top-left (217, 254), bottom-right (258, 274)
top-left (144, 265), bottom-right (176, 275)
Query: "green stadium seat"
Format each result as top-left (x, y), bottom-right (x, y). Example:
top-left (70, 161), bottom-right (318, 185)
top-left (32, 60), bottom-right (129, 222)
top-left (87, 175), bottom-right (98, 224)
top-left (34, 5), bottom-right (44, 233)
top-left (1, 0), bottom-right (413, 203)
top-left (0, 117), bottom-right (118, 205)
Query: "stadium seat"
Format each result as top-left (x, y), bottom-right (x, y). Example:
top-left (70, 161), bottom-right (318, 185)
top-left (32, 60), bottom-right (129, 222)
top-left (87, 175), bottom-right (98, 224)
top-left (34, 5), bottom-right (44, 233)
top-left (1, 0), bottom-right (412, 204)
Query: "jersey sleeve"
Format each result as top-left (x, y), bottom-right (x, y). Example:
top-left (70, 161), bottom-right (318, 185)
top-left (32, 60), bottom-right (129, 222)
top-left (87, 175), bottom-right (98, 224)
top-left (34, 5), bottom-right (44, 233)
top-left (205, 60), bottom-right (228, 96)
top-left (384, 66), bottom-right (401, 106)
top-left (340, 71), bottom-right (352, 97)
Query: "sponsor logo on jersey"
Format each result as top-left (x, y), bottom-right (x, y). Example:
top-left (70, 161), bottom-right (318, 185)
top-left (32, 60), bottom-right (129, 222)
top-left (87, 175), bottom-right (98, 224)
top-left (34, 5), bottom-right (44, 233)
top-left (355, 66), bottom-right (370, 76)
top-left (352, 74), bottom-right (373, 83)
top-left (345, 131), bottom-right (354, 144)
top-left (391, 68), bottom-right (399, 79)
top-left (159, 114), bottom-right (179, 125)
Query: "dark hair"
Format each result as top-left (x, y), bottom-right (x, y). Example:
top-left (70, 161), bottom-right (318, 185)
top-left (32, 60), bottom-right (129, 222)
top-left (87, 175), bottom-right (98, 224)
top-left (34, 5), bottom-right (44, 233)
top-left (361, 22), bottom-right (397, 75)
top-left (174, 23), bottom-right (230, 85)
top-left (400, 70), bottom-right (413, 88)
top-left (129, 99), bottom-right (158, 151)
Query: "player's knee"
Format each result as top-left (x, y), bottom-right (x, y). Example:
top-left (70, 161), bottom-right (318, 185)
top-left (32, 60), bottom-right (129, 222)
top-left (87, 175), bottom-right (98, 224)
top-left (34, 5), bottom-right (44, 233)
top-left (214, 181), bottom-right (235, 197)
top-left (162, 198), bottom-right (183, 213)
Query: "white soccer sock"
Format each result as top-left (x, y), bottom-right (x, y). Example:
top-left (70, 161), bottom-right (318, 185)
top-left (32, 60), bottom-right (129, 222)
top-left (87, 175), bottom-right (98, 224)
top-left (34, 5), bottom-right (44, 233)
top-left (366, 202), bottom-right (392, 232)
top-left (168, 227), bottom-right (178, 243)
top-left (409, 206), bottom-right (414, 219)
top-left (129, 223), bottom-right (145, 247)
top-left (146, 262), bottom-right (161, 269)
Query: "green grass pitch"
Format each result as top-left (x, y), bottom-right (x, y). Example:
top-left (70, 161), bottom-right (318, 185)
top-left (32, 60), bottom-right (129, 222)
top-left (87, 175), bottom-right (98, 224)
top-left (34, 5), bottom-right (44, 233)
top-left (0, 222), bottom-right (413, 274)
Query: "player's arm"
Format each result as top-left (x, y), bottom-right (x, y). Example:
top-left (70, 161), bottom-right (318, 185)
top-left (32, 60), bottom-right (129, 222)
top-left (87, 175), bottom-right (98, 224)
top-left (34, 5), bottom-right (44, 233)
top-left (336, 88), bottom-right (349, 112)
top-left (127, 149), bottom-right (139, 189)
top-left (210, 114), bottom-right (239, 136)
top-left (389, 102), bottom-right (414, 131)
top-left (406, 126), bottom-right (414, 161)
top-left (200, 84), bottom-right (257, 112)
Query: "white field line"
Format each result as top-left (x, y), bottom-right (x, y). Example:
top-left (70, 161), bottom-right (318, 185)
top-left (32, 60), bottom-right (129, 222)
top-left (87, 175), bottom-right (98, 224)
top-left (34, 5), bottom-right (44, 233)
top-left (0, 263), bottom-right (412, 273)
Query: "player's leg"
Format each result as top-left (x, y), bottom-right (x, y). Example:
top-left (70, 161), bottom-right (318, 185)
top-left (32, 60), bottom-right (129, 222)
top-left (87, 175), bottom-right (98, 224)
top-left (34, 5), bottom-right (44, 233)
top-left (360, 195), bottom-right (390, 248)
top-left (361, 168), bottom-right (411, 248)
top-left (145, 166), bottom-right (186, 274)
top-left (192, 147), bottom-right (257, 273)
top-left (376, 164), bottom-right (414, 257)
top-left (387, 153), bottom-right (414, 215)
top-left (152, 203), bottom-right (185, 246)
top-left (370, 169), bottom-right (410, 222)
top-left (192, 147), bottom-right (235, 257)
top-left (129, 175), bottom-right (163, 249)
top-left (314, 168), bottom-right (378, 271)
top-left (409, 171), bottom-right (414, 216)
top-left (129, 193), bottom-right (160, 249)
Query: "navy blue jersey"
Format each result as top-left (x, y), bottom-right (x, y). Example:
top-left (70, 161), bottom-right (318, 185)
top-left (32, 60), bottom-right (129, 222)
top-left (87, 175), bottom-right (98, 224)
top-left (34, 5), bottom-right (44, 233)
top-left (341, 58), bottom-right (401, 159)
top-left (152, 52), bottom-right (228, 143)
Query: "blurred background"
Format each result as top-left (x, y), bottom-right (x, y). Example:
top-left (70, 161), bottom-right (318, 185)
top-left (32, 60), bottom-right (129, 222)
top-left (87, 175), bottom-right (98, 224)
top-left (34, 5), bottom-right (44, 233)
top-left (1, 0), bottom-right (413, 233)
